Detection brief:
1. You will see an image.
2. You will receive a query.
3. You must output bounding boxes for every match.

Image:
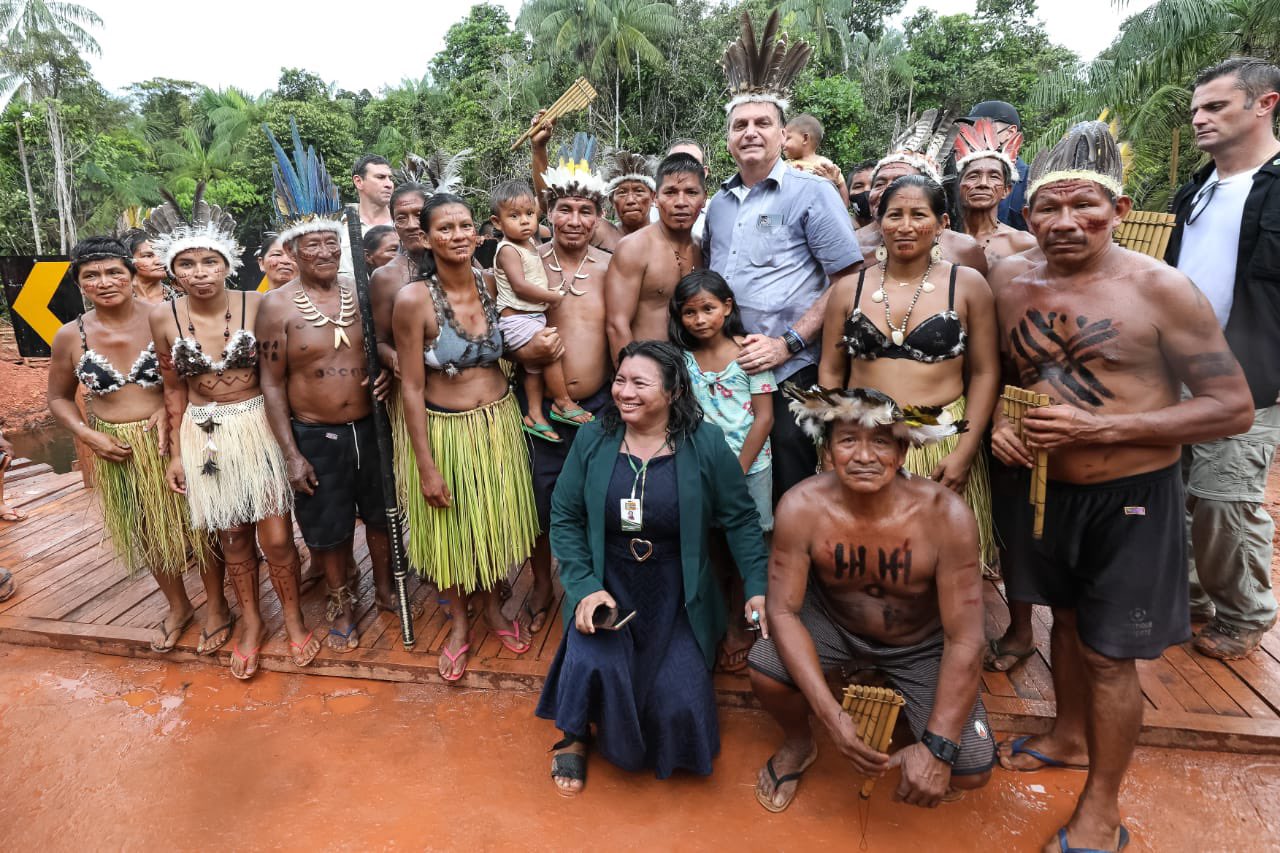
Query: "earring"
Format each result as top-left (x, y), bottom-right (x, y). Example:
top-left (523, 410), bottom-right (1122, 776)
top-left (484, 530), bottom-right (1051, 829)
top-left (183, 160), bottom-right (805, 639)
top-left (875, 245), bottom-right (888, 263)
top-left (930, 243), bottom-right (943, 262)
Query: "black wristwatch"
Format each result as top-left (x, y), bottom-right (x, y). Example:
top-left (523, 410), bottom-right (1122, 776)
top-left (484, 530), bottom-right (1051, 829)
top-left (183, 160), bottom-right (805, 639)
top-left (782, 328), bottom-right (805, 354)
top-left (921, 730), bottom-right (960, 766)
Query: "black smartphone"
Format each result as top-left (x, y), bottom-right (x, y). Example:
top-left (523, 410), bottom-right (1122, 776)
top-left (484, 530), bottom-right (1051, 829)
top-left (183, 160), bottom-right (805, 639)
top-left (592, 604), bottom-right (636, 631)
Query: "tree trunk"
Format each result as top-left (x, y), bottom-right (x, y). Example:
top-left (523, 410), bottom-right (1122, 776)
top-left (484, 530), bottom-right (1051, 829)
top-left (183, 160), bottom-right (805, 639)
top-left (45, 100), bottom-right (75, 254)
top-left (614, 66), bottom-right (620, 149)
top-left (14, 115), bottom-right (42, 255)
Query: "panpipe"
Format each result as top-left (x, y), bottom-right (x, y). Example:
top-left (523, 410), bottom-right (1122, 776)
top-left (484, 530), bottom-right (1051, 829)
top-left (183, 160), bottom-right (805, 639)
top-left (841, 685), bottom-right (906, 798)
top-left (509, 77), bottom-right (598, 150)
top-left (1001, 385), bottom-right (1051, 538)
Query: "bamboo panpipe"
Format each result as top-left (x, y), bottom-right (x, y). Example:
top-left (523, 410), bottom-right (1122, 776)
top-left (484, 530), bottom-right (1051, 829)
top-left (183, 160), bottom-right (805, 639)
top-left (510, 77), bottom-right (599, 150)
top-left (1001, 385), bottom-right (1051, 539)
top-left (841, 685), bottom-right (907, 799)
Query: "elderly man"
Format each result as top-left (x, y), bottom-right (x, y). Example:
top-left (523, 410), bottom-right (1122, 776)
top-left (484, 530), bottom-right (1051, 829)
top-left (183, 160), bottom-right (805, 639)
top-left (339, 154), bottom-right (394, 276)
top-left (954, 117), bottom-right (1037, 267)
top-left (989, 121), bottom-right (1252, 853)
top-left (1166, 57), bottom-right (1280, 660)
top-left (706, 11), bottom-right (862, 499)
top-left (968, 101), bottom-right (1030, 231)
top-left (749, 386), bottom-right (994, 813)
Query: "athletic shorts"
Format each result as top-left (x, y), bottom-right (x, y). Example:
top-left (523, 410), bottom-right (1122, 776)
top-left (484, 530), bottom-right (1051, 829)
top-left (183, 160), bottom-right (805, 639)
top-left (747, 586), bottom-right (996, 776)
top-left (1001, 463), bottom-right (1188, 660)
top-left (291, 416), bottom-right (388, 550)
top-left (526, 383), bottom-right (613, 530)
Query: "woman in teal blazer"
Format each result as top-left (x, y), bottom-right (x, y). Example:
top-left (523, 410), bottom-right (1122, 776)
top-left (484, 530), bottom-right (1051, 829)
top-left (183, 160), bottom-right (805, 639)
top-left (535, 341), bottom-right (770, 796)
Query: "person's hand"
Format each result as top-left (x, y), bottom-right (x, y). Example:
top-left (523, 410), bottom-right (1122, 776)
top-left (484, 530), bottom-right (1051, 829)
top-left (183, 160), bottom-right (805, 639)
top-left (826, 708), bottom-right (891, 776)
top-left (286, 453), bottom-right (318, 495)
top-left (574, 589), bottom-right (617, 634)
top-left (384, 349), bottom-right (401, 380)
top-left (816, 161), bottom-right (841, 183)
top-left (166, 456), bottom-right (186, 495)
top-left (145, 408), bottom-right (169, 456)
top-left (990, 416), bottom-right (1034, 468)
top-left (737, 334), bottom-right (788, 375)
top-left (888, 742), bottom-right (952, 808)
top-left (365, 368), bottom-right (393, 402)
top-left (546, 289), bottom-right (566, 307)
top-left (419, 463), bottom-right (452, 508)
top-left (930, 451), bottom-right (972, 494)
top-left (1023, 404), bottom-right (1110, 450)
top-left (744, 595), bottom-right (768, 639)
top-left (530, 109), bottom-right (553, 148)
top-left (83, 429), bottom-right (133, 463)
top-left (513, 327), bottom-right (565, 367)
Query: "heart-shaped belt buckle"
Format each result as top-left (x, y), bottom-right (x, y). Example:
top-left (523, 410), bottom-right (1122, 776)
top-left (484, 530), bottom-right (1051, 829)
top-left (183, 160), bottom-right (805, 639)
top-left (629, 538), bottom-right (654, 562)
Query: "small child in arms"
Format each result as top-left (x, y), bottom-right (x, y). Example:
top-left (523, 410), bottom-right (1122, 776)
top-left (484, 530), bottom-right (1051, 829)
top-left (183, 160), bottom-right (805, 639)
top-left (490, 180), bottom-right (593, 443)
top-left (783, 113), bottom-right (851, 208)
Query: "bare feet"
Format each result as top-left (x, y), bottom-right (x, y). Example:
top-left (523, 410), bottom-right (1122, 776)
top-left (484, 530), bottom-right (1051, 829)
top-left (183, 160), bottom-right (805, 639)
top-left (376, 592), bottom-right (425, 621)
top-left (755, 738), bottom-right (819, 812)
top-left (551, 739), bottom-right (588, 797)
top-left (997, 733), bottom-right (1089, 772)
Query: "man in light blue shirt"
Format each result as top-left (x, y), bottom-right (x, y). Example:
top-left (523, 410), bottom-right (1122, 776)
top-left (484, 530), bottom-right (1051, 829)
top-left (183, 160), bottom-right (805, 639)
top-left (704, 101), bottom-right (863, 499)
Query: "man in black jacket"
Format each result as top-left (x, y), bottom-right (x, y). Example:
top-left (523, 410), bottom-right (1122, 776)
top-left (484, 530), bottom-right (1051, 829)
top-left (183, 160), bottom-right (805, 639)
top-left (1166, 57), bottom-right (1280, 659)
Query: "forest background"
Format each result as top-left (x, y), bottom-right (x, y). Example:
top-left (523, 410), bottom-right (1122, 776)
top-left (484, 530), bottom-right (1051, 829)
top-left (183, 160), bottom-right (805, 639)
top-left (1, 0), bottom-right (1278, 256)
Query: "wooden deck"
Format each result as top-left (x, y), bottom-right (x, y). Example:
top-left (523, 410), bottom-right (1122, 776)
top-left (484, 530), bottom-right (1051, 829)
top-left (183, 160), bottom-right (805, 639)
top-left (3, 457), bottom-right (1280, 754)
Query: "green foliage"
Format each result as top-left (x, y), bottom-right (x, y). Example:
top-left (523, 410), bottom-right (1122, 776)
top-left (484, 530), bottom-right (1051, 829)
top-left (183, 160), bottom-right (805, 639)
top-left (790, 74), bottom-right (867, 169)
top-left (432, 4), bottom-right (528, 86)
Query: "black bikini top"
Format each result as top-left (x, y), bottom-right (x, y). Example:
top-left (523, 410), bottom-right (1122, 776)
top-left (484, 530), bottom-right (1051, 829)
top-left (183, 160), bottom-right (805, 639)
top-left (842, 265), bottom-right (966, 364)
top-left (74, 315), bottom-right (161, 397)
top-left (169, 290), bottom-right (258, 377)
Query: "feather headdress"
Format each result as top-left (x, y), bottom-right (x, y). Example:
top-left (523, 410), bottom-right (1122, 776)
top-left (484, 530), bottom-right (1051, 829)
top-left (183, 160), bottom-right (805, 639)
top-left (395, 149), bottom-right (471, 196)
top-left (1026, 120), bottom-right (1125, 201)
top-left (721, 9), bottom-right (812, 114)
top-left (954, 117), bottom-right (1023, 179)
top-left (541, 132), bottom-right (608, 207)
top-left (784, 384), bottom-right (966, 448)
top-left (263, 118), bottom-right (343, 245)
top-left (114, 206), bottom-right (147, 237)
top-left (142, 182), bottom-right (241, 275)
top-left (603, 149), bottom-right (657, 195)
top-left (874, 110), bottom-right (959, 185)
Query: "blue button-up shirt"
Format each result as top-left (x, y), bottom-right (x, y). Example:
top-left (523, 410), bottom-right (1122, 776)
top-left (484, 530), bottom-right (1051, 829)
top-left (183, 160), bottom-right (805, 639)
top-left (704, 158), bottom-right (862, 381)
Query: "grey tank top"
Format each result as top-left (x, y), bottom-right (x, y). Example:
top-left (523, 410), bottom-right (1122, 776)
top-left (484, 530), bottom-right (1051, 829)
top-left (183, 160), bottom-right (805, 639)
top-left (422, 271), bottom-right (504, 375)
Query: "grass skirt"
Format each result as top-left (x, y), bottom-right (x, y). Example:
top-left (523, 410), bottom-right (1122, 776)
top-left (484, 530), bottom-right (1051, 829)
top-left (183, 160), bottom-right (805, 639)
top-left (179, 395), bottom-right (294, 531)
top-left (903, 396), bottom-right (995, 568)
top-left (398, 392), bottom-right (538, 593)
top-left (387, 386), bottom-right (412, 512)
top-left (94, 418), bottom-right (214, 578)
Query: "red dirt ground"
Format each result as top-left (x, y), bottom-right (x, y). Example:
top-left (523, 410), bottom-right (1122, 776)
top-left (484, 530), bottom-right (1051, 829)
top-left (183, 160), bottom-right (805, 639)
top-left (0, 324), bottom-right (53, 432)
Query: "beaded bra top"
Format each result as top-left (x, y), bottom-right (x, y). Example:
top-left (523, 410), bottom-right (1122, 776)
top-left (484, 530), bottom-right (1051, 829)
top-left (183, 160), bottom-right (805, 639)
top-left (168, 290), bottom-right (258, 377)
top-left (422, 272), bottom-right (504, 376)
top-left (74, 316), bottom-right (161, 397)
top-left (842, 265), bottom-right (965, 364)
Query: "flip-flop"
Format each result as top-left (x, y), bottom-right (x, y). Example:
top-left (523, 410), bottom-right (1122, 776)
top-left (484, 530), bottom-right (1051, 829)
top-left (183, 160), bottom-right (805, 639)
top-left (0, 507), bottom-right (26, 522)
top-left (495, 619), bottom-right (530, 654)
top-left (755, 746), bottom-right (819, 813)
top-left (718, 642), bottom-right (752, 673)
top-left (524, 600), bottom-right (551, 634)
top-left (983, 637), bottom-right (1037, 672)
top-left (999, 736), bottom-right (1088, 772)
top-left (150, 611), bottom-right (194, 653)
top-left (229, 642), bottom-right (261, 680)
top-left (290, 629), bottom-right (323, 667)
top-left (522, 421), bottom-right (563, 443)
top-left (549, 405), bottom-right (595, 427)
top-left (327, 623), bottom-right (360, 653)
top-left (196, 614), bottom-right (235, 655)
top-left (0, 568), bottom-right (15, 602)
top-left (1056, 825), bottom-right (1130, 853)
top-left (439, 641), bottom-right (471, 682)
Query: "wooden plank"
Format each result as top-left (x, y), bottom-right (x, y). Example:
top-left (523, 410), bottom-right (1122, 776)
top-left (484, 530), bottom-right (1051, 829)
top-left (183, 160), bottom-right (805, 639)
top-left (1187, 648), bottom-right (1279, 720)
top-left (1225, 653), bottom-right (1280, 716)
top-left (1164, 644), bottom-right (1246, 717)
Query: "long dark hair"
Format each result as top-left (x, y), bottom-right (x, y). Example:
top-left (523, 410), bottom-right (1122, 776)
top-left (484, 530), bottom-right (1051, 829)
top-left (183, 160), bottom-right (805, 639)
top-left (599, 340), bottom-right (704, 447)
top-left (415, 193), bottom-right (472, 281)
top-left (668, 269), bottom-right (747, 350)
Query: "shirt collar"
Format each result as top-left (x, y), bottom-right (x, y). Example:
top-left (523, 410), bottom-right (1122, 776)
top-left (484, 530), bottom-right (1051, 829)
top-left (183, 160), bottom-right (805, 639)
top-left (722, 157), bottom-right (788, 192)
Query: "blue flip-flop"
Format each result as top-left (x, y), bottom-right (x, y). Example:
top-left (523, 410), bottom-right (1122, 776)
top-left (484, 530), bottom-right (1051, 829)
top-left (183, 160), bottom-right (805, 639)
top-left (1002, 736), bottom-right (1088, 771)
top-left (1056, 825), bottom-right (1130, 853)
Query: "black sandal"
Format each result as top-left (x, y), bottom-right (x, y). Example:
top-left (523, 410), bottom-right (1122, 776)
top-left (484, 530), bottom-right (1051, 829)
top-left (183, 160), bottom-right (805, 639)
top-left (549, 733), bottom-right (589, 798)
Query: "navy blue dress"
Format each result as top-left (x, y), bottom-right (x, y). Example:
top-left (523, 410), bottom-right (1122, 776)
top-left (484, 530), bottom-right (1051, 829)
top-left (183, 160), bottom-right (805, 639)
top-left (535, 453), bottom-right (720, 778)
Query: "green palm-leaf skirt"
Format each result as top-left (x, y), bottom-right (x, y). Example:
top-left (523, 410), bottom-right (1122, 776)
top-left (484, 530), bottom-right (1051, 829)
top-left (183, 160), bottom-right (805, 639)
top-left (397, 392), bottom-right (538, 593)
top-left (903, 396), bottom-right (996, 570)
top-left (94, 418), bottom-right (215, 578)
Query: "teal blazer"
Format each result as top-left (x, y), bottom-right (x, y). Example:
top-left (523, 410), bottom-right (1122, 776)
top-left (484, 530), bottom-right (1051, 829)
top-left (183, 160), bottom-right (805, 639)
top-left (550, 419), bottom-right (769, 670)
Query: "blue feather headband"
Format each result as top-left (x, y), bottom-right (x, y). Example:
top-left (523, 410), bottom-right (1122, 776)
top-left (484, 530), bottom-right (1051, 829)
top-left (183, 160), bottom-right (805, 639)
top-left (263, 117), bottom-right (344, 245)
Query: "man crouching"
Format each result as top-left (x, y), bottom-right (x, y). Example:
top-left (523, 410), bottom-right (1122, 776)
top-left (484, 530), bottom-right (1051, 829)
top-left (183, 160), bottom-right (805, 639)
top-left (748, 386), bottom-right (993, 812)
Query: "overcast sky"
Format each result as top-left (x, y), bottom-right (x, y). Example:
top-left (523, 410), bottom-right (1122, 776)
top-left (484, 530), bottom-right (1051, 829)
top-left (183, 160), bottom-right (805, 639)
top-left (81, 0), bottom-right (1149, 98)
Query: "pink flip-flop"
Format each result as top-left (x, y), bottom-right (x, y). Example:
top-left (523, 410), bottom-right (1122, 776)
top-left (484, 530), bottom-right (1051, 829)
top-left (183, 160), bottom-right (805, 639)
top-left (439, 641), bottom-right (471, 682)
top-left (495, 619), bottom-right (530, 654)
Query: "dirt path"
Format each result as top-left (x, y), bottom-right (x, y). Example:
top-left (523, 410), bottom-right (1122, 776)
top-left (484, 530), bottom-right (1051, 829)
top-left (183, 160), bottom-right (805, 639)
top-left (0, 324), bottom-right (53, 432)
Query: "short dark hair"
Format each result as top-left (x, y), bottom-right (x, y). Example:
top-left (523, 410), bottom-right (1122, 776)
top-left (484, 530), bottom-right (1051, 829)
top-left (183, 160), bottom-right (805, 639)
top-left (390, 183), bottom-right (429, 214)
top-left (876, 174), bottom-right (947, 221)
top-left (599, 340), bottom-right (704, 448)
top-left (415, 193), bottom-right (472, 281)
top-left (120, 228), bottom-right (151, 257)
top-left (70, 236), bottom-right (135, 282)
top-left (255, 231), bottom-right (283, 259)
top-left (1194, 57), bottom-right (1280, 109)
top-left (847, 159), bottom-right (877, 191)
top-left (665, 137), bottom-right (706, 163)
top-left (787, 113), bottom-right (824, 145)
top-left (352, 153), bottom-right (390, 179)
top-left (668, 269), bottom-right (746, 350)
top-left (655, 153), bottom-right (706, 191)
top-left (362, 224), bottom-right (396, 257)
top-left (489, 179), bottom-right (537, 217)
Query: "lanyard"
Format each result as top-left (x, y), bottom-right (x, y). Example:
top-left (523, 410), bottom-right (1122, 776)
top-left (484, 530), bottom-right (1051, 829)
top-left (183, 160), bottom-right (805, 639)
top-left (622, 438), bottom-right (669, 506)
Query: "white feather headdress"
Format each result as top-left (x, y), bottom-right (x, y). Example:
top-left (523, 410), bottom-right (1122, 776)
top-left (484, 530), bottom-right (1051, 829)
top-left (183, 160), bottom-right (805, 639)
top-left (874, 110), bottom-right (959, 185)
top-left (721, 10), bottom-right (812, 114)
top-left (395, 149), bottom-right (471, 196)
top-left (784, 384), bottom-right (966, 448)
top-left (603, 149), bottom-right (657, 195)
top-left (541, 132), bottom-right (609, 207)
top-left (1027, 120), bottom-right (1125, 201)
top-left (143, 182), bottom-right (242, 275)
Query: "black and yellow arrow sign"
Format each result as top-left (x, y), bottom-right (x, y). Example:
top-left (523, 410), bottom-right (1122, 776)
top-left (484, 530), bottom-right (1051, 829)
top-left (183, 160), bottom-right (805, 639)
top-left (0, 257), bottom-right (81, 358)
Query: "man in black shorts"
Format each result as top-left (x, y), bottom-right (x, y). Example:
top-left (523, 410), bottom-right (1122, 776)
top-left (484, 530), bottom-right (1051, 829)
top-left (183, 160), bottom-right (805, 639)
top-left (258, 221), bottom-right (393, 653)
top-left (749, 386), bottom-right (993, 813)
top-left (987, 121), bottom-right (1253, 853)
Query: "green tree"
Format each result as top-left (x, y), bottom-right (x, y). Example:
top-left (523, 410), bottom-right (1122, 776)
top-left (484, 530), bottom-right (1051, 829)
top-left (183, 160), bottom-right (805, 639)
top-left (790, 74), bottom-right (868, 170)
top-left (781, 0), bottom-right (853, 70)
top-left (431, 4), bottom-right (528, 87)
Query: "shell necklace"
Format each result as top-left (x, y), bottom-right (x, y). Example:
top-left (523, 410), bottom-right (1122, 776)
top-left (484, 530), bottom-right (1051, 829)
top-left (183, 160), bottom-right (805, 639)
top-left (871, 258), bottom-right (936, 347)
top-left (547, 247), bottom-right (594, 296)
top-left (293, 284), bottom-right (356, 349)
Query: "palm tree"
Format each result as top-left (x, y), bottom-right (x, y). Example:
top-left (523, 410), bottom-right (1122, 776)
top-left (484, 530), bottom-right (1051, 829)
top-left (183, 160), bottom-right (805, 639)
top-left (781, 0), bottom-right (854, 70)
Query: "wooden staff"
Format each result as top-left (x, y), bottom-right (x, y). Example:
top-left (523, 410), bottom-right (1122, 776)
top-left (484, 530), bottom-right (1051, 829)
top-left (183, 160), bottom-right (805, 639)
top-left (509, 77), bottom-right (598, 150)
top-left (1001, 385), bottom-right (1051, 539)
top-left (841, 685), bottom-right (907, 798)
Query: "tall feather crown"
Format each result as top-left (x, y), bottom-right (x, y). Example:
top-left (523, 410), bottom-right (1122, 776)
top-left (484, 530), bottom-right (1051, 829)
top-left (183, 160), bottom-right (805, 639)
top-left (395, 149), bottom-right (471, 196)
top-left (875, 110), bottom-right (959, 185)
top-left (784, 384), bottom-right (967, 448)
top-left (541, 132), bottom-right (608, 207)
top-left (142, 182), bottom-right (241, 275)
top-left (603, 149), bottom-right (657, 195)
top-left (264, 118), bottom-right (344, 245)
top-left (1027, 120), bottom-right (1125, 201)
top-left (721, 10), bottom-right (812, 114)
top-left (954, 117), bottom-right (1023, 179)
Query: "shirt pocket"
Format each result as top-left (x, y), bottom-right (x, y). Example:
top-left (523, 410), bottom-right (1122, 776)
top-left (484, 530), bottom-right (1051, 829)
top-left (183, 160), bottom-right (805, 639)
top-left (1250, 206), bottom-right (1280, 279)
top-left (748, 213), bottom-right (787, 267)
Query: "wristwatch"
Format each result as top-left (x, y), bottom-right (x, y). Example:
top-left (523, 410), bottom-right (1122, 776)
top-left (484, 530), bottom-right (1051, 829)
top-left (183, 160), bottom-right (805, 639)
top-left (782, 327), bottom-right (805, 354)
top-left (921, 730), bottom-right (960, 766)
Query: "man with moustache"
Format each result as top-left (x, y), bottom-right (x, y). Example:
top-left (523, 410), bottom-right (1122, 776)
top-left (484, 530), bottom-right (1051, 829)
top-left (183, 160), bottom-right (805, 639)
top-left (605, 154), bottom-right (707, 358)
